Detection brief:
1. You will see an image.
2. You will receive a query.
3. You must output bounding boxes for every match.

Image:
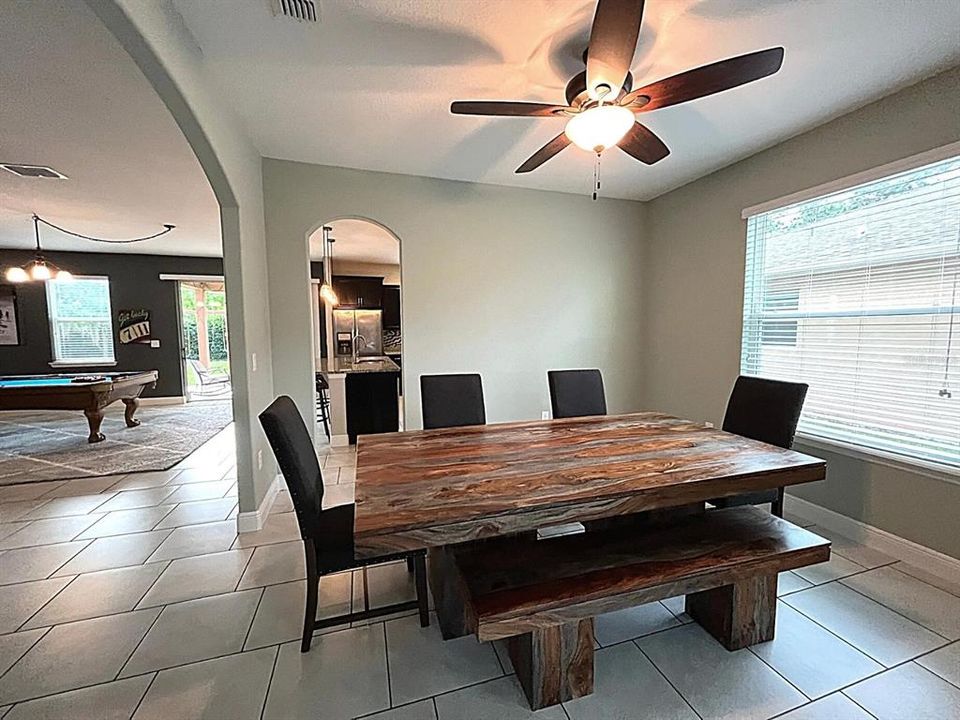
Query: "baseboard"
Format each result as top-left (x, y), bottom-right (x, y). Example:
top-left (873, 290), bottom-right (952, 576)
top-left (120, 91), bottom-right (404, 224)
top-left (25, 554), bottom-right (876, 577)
top-left (784, 495), bottom-right (960, 585)
top-left (331, 434), bottom-right (350, 447)
top-left (140, 396), bottom-right (186, 406)
top-left (237, 473), bottom-right (282, 533)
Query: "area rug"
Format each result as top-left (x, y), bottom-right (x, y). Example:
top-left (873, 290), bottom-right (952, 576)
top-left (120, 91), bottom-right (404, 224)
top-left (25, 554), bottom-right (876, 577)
top-left (0, 400), bottom-right (233, 485)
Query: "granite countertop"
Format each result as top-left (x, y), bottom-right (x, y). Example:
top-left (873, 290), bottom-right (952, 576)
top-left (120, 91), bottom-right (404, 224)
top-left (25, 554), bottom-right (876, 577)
top-left (325, 356), bottom-right (401, 374)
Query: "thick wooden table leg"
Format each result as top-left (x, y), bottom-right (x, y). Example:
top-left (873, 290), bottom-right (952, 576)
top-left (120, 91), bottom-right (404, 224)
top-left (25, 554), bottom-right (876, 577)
top-left (507, 619), bottom-right (595, 711)
top-left (685, 575), bottom-right (777, 650)
top-left (83, 407), bottom-right (106, 443)
top-left (122, 397), bottom-right (141, 427)
top-left (427, 547), bottom-right (470, 640)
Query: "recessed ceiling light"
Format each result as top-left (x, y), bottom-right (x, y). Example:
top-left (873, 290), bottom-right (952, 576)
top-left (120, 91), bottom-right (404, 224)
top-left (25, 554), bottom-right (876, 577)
top-left (0, 163), bottom-right (68, 179)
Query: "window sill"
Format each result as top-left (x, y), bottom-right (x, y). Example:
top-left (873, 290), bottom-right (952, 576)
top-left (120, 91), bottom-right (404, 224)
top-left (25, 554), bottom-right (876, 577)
top-left (49, 360), bottom-right (117, 369)
top-left (795, 433), bottom-right (960, 486)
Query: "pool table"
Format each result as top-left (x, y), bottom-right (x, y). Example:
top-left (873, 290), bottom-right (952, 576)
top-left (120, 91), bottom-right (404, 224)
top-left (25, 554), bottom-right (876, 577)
top-left (0, 371), bottom-right (159, 443)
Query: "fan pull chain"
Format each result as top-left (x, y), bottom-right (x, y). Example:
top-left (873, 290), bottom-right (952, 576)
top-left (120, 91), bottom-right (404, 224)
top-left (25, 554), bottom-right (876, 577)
top-left (593, 152), bottom-right (601, 201)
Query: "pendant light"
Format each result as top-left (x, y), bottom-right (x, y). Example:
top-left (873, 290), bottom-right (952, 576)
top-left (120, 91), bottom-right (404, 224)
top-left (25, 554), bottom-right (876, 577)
top-left (4, 215), bottom-right (73, 283)
top-left (319, 226), bottom-right (339, 305)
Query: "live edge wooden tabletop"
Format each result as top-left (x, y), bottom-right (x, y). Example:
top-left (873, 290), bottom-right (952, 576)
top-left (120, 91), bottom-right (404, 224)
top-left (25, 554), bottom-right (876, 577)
top-left (353, 412), bottom-right (825, 556)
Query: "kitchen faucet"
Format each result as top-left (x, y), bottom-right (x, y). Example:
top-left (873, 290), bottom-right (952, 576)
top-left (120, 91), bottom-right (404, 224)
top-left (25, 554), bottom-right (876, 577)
top-left (352, 333), bottom-right (367, 362)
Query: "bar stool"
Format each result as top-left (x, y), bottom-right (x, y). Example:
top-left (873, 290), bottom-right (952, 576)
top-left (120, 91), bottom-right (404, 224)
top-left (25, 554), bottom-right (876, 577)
top-left (315, 373), bottom-right (331, 441)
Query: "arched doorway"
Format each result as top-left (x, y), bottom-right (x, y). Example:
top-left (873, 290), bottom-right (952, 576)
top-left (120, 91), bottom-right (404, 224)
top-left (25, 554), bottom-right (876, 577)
top-left (308, 218), bottom-right (403, 446)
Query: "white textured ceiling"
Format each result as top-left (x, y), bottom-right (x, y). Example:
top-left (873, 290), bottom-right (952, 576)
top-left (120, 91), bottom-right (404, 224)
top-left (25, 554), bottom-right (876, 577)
top-left (308, 218), bottom-right (400, 264)
top-left (0, 0), bottom-right (219, 256)
top-left (175, 0), bottom-right (960, 201)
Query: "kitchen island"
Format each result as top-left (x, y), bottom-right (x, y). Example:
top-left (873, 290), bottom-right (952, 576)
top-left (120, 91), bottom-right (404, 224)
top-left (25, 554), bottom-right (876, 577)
top-left (320, 356), bottom-right (400, 444)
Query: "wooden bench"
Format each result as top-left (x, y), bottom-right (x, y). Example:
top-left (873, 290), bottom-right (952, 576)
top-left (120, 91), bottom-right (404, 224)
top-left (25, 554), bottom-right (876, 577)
top-left (448, 506), bottom-right (830, 710)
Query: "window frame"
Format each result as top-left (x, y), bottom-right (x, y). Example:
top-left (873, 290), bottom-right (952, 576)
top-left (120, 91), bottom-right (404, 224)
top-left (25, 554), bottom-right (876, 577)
top-left (45, 275), bottom-right (117, 367)
top-left (740, 145), bottom-right (959, 477)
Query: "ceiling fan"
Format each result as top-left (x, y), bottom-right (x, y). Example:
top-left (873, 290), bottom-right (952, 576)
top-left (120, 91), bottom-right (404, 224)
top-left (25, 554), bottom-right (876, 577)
top-left (450, 0), bottom-right (784, 176)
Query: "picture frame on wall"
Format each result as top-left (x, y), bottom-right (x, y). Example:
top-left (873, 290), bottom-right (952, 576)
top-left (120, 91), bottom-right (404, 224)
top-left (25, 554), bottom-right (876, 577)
top-left (0, 285), bottom-right (20, 346)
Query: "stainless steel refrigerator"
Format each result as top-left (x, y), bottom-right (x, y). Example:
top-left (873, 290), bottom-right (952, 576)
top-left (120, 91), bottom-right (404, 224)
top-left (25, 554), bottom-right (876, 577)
top-left (333, 309), bottom-right (383, 358)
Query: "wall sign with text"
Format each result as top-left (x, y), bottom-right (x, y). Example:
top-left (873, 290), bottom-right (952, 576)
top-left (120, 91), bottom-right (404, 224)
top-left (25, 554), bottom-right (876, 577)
top-left (118, 309), bottom-right (152, 344)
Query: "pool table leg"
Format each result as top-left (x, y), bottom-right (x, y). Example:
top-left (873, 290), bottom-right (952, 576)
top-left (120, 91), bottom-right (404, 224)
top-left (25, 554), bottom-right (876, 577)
top-left (122, 397), bottom-right (141, 428)
top-left (83, 408), bottom-right (106, 443)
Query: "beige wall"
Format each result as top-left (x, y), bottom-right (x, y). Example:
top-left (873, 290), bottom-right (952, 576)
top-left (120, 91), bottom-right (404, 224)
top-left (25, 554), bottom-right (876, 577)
top-left (644, 67), bottom-right (960, 558)
top-left (262, 160), bottom-right (648, 430)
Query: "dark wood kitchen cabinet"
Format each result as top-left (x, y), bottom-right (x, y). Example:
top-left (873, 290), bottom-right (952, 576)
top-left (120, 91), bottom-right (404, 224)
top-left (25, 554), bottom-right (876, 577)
top-left (333, 276), bottom-right (384, 309)
top-left (382, 285), bottom-right (401, 327)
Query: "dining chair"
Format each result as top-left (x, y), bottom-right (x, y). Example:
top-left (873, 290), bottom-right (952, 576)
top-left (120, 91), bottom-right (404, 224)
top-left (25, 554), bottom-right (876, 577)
top-left (420, 373), bottom-right (486, 430)
top-left (548, 369), bottom-right (607, 419)
top-left (259, 395), bottom-right (429, 652)
top-left (710, 375), bottom-right (809, 517)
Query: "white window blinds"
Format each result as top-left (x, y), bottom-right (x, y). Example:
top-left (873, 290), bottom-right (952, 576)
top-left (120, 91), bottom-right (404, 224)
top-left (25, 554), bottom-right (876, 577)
top-left (46, 277), bottom-right (116, 364)
top-left (741, 155), bottom-right (960, 468)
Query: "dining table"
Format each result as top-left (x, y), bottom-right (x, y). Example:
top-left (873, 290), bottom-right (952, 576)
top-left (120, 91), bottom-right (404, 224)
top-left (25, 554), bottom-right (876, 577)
top-left (353, 411), bottom-right (827, 639)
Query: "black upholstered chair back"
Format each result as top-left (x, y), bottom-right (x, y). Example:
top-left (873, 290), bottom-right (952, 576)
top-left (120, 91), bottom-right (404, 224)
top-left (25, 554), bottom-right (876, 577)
top-left (420, 374), bottom-right (486, 430)
top-left (548, 369), bottom-right (607, 419)
top-left (723, 376), bottom-right (808, 449)
top-left (259, 396), bottom-right (324, 539)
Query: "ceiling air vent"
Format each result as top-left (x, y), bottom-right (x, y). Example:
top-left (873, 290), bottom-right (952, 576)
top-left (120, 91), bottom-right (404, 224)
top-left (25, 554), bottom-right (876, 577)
top-left (272, 0), bottom-right (318, 22)
top-left (0, 163), bottom-right (68, 179)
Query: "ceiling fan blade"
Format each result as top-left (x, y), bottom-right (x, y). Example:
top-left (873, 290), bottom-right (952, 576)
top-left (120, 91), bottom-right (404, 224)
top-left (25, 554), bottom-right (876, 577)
top-left (450, 101), bottom-right (569, 117)
top-left (586, 0), bottom-right (645, 100)
top-left (622, 47), bottom-right (784, 111)
top-left (618, 122), bottom-right (669, 164)
top-left (515, 133), bottom-right (571, 174)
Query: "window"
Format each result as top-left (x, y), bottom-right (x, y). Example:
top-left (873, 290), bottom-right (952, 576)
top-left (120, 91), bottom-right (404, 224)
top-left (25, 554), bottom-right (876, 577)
top-left (741, 154), bottom-right (959, 468)
top-left (46, 277), bottom-right (116, 365)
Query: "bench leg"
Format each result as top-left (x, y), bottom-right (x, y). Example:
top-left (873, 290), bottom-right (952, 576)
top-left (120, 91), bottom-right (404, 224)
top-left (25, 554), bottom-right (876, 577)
top-left (507, 619), bottom-right (595, 711)
top-left (685, 575), bottom-right (777, 650)
top-left (427, 547), bottom-right (471, 640)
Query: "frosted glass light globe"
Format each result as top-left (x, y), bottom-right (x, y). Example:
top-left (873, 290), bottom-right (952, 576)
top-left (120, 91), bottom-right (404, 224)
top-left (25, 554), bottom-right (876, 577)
top-left (564, 105), bottom-right (634, 153)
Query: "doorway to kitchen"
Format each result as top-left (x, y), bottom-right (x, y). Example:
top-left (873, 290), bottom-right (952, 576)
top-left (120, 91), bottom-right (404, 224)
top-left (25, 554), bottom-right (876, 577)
top-left (178, 279), bottom-right (232, 402)
top-left (308, 217), bottom-right (402, 446)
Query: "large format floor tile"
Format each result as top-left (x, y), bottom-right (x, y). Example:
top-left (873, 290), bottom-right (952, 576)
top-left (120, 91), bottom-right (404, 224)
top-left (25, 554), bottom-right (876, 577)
top-left (3, 676), bottom-right (152, 720)
top-left (916, 641), bottom-right (960, 686)
top-left (0, 576), bottom-right (72, 633)
top-left (137, 548), bottom-right (252, 607)
top-left (231, 511), bottom-right (299, 549)
top-left (841, 565), bottom-right (960, 639)
top-left (52, 530), bottom-right (169, 576)
top-left (563, 642), bottom-right (697, 720)
top-left (22, 494), bottom-right (114, 520)
top-left (93, 487), bottom-right (177, 513)
top-left (637, 624), bottom-right (806, 720)
top-left (0, 541), bottom-right (87, 585)
top-left (0, 608), bottom-right (160, 703)
top-left (778, 571), bottom-right (814, 596)
top-left (775, 693), bottom-right (875, 720)
top-left (120, 589), bottom-right (261, 677)
top-left (805, 526), bottom-right (895, 569)
top-left (783, 582), bottom-right (947, 666)
top-left (0, 629), bottom-right (46, 677)
top-left (845, 662), bottom-right (960, 720)
top-left (385, 613), bottom-right (502, 706)
top-left (363, 699), bottom-right (437, 720)
top-left (594, 601), bottom-right (680, 647)
top-left (76, 506), bottom-right (175, 539)
top-left (133, 647), bottom-right (276, 720)
top-left (237, 540), bottom-right (305, 589)
top-left (750, 602), bottom-right (882, 699)
top-left (146, 520), bottom-right (238, 562)
top-left (435, 675), bottom-right (566, 720)
top-left (263, 628), bottom-right (390, 720)
top-left (244, 573), bottom-right (352, 650)
top-left (154, 498), bottom-right (236, 529)
top-left (24, 563), bottom-right (166, 629)
top-left (793, 553), bottom-right (866, 585)
top-left (0, 515), bottom-right (101, 549)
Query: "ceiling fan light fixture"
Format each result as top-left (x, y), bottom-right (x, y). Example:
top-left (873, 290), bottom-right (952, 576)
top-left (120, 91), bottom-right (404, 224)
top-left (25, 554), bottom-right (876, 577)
top-left (564, 104), bottom-right (634, 153)
top-left (4, 266), bottom-right (29, 283)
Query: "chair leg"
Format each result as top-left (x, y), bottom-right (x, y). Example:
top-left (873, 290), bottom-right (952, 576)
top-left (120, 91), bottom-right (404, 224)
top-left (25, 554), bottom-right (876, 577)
top-left (414, 554), bottom-right (430, 628)
top-left (406, 556), bottom-right (415, 573)
top-left (301, 541), bottom-right (319, 653)
top-left (772, 487), bottom-right (785, 518)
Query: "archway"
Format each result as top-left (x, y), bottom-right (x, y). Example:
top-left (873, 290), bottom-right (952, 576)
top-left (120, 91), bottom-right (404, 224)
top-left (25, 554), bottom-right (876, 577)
top-left (307, 217), bottom-right (403, 445)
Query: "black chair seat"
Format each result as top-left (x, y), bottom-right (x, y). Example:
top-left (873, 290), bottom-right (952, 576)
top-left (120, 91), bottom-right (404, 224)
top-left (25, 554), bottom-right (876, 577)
top-left (259, 395), bottom-right (429, 652)
top-left (548, 369), bottom-right (607, 419)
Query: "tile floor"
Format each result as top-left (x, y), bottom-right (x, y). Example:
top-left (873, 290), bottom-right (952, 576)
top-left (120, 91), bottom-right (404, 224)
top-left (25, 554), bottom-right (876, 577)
top-left (0, 427), bottom-right (958, 719)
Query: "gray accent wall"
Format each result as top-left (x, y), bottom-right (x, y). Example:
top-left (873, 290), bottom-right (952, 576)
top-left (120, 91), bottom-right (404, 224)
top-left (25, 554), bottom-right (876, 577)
top-left (0, 250), bottom-right (222, 398)
top-left (262, 160), bottom-right (648, 431)
top-left (643, 67), bottom-right (960, 558)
